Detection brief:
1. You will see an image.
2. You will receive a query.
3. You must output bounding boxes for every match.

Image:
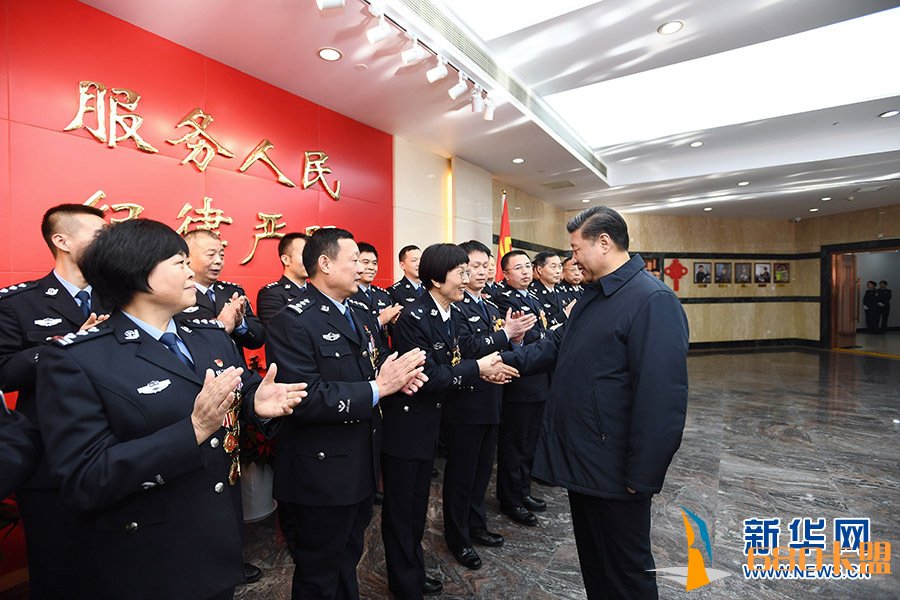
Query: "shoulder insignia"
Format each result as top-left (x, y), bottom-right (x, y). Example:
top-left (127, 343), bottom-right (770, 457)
top-left (410, 311), bottom-right (422, 320)
top-left (348, 298), bottom-right (368, 310)
top-left (484, 299), bottom-right (499, 309)
top-left (189, 318), bottom-right (226, 329)
top-left (287, 303), bottom-right (306, 315)
top-left (0, 281), bottom-right (38, 299)
top-left (52, 326), bottom-right (110, 347)
top-left (450, 303), bottom-right (460, 312)
top-left (264, 281), bottom-right (280, 288)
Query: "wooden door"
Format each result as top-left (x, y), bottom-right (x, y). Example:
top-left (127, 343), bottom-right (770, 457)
top-left (831, 253), bottom-right (858, 348)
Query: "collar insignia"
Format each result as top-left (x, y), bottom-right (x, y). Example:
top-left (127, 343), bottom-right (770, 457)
top-left (320, 304), bottom-right (330, 313)
top-left (124, 329), bottom-right (140, 340)
top-left (45, 287), bottom-right (59, 296)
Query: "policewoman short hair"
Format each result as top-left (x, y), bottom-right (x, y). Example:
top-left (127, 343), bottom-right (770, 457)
top-left (420, 243), bottom-right (468, 290)
top-left (79, 219), bottom-right (189, 310)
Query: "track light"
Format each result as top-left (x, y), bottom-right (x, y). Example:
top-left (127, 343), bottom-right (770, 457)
top-left (471, 85), bottom-right (484, 113)
top-left (316, 0), bottom-right (345, 9)
top-left (448, 72), bottom-right (468, 100)
top-left (400, 36), bottom-right (427, 65)
top-left (426, 57), bottom-right (448, 83)
top-left (483, 96), bottom-right (495, 121)
top-left (366, 16), bottom-right (390, 44)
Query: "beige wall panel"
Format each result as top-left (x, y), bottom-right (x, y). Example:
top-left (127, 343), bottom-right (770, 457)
top-left (796, 204), bottom-right (900, 252)
top-left (684, 302), bottom-right (819, 343)
top-left (393, 207), bottom-right (445, 280)
top-left (493, 181), bottom-right (569, 250)
top-left (455, 218), bottom-right (492, 246)
top-left (393, 137), bottom-right (447, 213)
top-left (452, 157), bottom-right (493, 225)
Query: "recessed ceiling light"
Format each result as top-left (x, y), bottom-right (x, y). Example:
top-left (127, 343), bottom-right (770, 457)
top-left (354, 63), bottom-right (368, 72)
top-left (879, 109), bottom-right (899, 118)
top-left (737, 181), bottom-right (750, 186)
top-left (809, 207), bottom-right (819, 212)
top-left (582, 199), bottom-right (590, 203)
top-left (316, 0), bottom-right (345, 9)
top-left (318, 47), bottom-right (342, 61)
top-left (689, 141), bottom-right (704, 148)
top-left (512, 158), bottom-right (525, 164)
top-left (821, 196), bottom-right (831, 201)
top-left (657, 20), bottom-right (684, 35)
top-left (703, 207), bottom-right (712, 212)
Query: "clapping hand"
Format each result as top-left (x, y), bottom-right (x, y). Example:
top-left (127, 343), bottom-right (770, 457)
top-left (376, 349), bottom-right (428, 396)
top-left (191, 366), bottom-right (244, 444)
top-left (502, 309), bottom-right (536, 344)
top-left (253, 363), bottom-right (307, 418)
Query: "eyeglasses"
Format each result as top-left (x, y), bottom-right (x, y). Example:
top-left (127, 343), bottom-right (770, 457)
top-left (504, 263), bottom-right (532, 273)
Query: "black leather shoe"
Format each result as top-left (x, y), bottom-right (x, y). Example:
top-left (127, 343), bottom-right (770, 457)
top-left (243, 562), bottom-right (263, 584)
top-left (523, 495), bottom-right (547, 512)
top-left (423, 576), bottom-right (443, 595)
top-left (453, 545), bottom-right (483, 570)
top-left (501, 506), bottom-right (538, 526)
top-left (471, 528), bottom-right (504, 547)
top-left (374, 491), bottom-right (383, 505)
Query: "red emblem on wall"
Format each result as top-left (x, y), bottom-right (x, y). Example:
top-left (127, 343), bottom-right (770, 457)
top-left (664, 258), bottom-right (689, 292)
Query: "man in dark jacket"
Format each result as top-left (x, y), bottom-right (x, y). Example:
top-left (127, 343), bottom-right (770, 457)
top-left (863, 280), bottom-right (880, 333)
top-left (502, 206), bottom-right (689, 600)
top-left (876, 280), bottom-right (891, 333)
top-left (256, 232), bottom-right (309, 324)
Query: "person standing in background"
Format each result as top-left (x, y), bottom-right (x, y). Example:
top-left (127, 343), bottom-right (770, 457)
top-left (256, 232), bottom-right (309, 324)
top-left (863, 280), bottom-right (880, 334)
top-left (876, 280), bottom-right (891, 333)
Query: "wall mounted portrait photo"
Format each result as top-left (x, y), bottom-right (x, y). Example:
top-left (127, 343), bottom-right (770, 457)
top-left (735, 262), bottom-right (752, 283)
top-left (714, 262), bottom-right (732, 284)
top-left (694, 262), bottom-right (712, 284)
top-left (774, 262), bottom-right (791, 283)
top-left (755, 263), bottom-right (773, 284)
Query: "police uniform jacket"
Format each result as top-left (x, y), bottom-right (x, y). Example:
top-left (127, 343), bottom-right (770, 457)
top-left (352, 284), bottom-right (393, 346)
top-left (388, 276), bottom-right (424, 308)
top-left (0, 272), bottom-right (108, 488)
top-left (558, 282), bottom-right (583, 306)
top-left (501, 255), bottom-right (689, 500)
top-left (256, 275), bottom-right (307, 324)
top-left (265, 284), bottom-right (386, 506)
top-left (381, 292), bottom-right (481, 460)
top-left (530, 280), bottom-right (569, 328)
top-left (876, 287), bottom-right (892, 310)
top-left (181, 280), bottom-right (265, 349)
top-left (0, 394), bottom-right (40, 498)
top-left (36, 310), bottom-right (268, 600)
top-left (442, 293), bottom-right (509, 425)
top-left (494, 286), bottom-right (550, 403)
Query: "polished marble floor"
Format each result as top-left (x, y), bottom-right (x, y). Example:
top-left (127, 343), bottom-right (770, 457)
top-left (236, 349), bottom-right (899, 600)
top-left (849, 331), bottom-right (900, 357)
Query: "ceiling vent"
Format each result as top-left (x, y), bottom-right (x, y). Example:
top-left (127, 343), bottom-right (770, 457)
top-left (541, 179), bottom-right (576, 190)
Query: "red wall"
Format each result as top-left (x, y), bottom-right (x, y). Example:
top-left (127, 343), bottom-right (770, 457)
top-left (0, 0), bottom-right (394, 292)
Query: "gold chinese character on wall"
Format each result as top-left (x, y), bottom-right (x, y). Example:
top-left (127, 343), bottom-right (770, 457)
top-left (240, 212), bottom-right (287, 264)
top-left (64, 81), bottom-right (158, 153)
top-left (239, 139), bottom-right (296, 187)
top-left (302, 151), bottom-right (341, 200)
top-left (83, 190), bottom-right (145, 222)
top-left (167, 108), bottom-right (234, 172)
top-left (176, 196), bottom-right (233, 244)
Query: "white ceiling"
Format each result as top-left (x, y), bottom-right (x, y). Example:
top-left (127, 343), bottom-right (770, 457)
top-left (84, 0), bottom-right (900, 221)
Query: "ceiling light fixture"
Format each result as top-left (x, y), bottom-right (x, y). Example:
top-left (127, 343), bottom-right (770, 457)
top-left (400, 36), bottom-right (427, 65)
top-left (366, 16), bottom-right (390, 45)
top-left (582, 199), bottom-right (590, 203)
top-left (809, 208), bottom-right (819, 212)
top-left (316, 0), bottom-right (345, 10)
top-left (483, 96), bottom-right (495, 121)
top-left (821, 196), bottom-right (831, 201)
top-left (690, 141), bottom-right (704, 148)
top-left (703, 207), bottom-right (712, 212)
top-left (512, 157), bottom-right (525, 164)
top-left (880, 109), bottom-right (899, 118)
top-left (426, 57), bottom-right (448, 83)
top-left (737, 181), bottom-right (750, 186)
top-left (448, 72), bottom-right (468, 100)
top-left (657, 20), bottom-right (684, 35)
top-left (317, 47), bottom-right (342, 61)
top-left (471, 85), bottom-right (484, 113)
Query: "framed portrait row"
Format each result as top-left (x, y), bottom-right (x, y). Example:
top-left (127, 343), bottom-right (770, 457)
top-left (694, 261), bottom-right (790, 284)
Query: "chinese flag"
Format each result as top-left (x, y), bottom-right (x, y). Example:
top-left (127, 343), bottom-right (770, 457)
top-left (496, 191), bottom-right (511, 282)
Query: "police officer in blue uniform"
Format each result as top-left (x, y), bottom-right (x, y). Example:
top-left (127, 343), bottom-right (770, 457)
top-left (381, 243), bottom-right (519, 598)
top-left (256, 232), bottom-right (309, 325)
top-left (182, 229), bottom-right (265, 352)
top-left (530, 251), bottom-right (570, 329)
top-left (36, 219), bottom-right (305, 600)
top-left (494, 250), bottom-right (552, 526)
top-left (0, 203), bottom-right (107, 599)
top-left (388, 244), bottom-right (424, 308)
top-left (265, 228), bottom-right (427, 600)
top-left (442, 241), bottom-right (535, 571)
top-left (352, 242), bottom-right (402, 345)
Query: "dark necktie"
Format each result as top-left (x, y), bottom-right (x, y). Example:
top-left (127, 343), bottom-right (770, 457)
top-left (342, 303), bottom-right (358, 335)
top-left (364, 287), bottom-right (373, 305)
top-left (415, 285), bottom-right (424, 297)
top-left (205, 288), bottom-right (216, 305)
top-left (75, 290), bottom-right (91, 319)
top-left (159, 332), bottom-right (195, 370)
top-left (477, 299), bottom-right (489, 322)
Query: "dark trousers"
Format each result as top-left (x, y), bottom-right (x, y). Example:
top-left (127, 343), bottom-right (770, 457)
top-left (568, 490), bottom-right (658, 600)
top-left (865, 307), bottom-right (881, 333)
top-left (17, 488), bottom-right (91, 599)
top-left (381, 454), bottom-right (434, 600)
top-left (879, 306), bottom-right (890, 332)
top-left (442, 423), bottom-right (497, 553)
top-left (281, 497), bottom-right (373, 600)
top-left (496, 401), bottom-right (545, 510)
